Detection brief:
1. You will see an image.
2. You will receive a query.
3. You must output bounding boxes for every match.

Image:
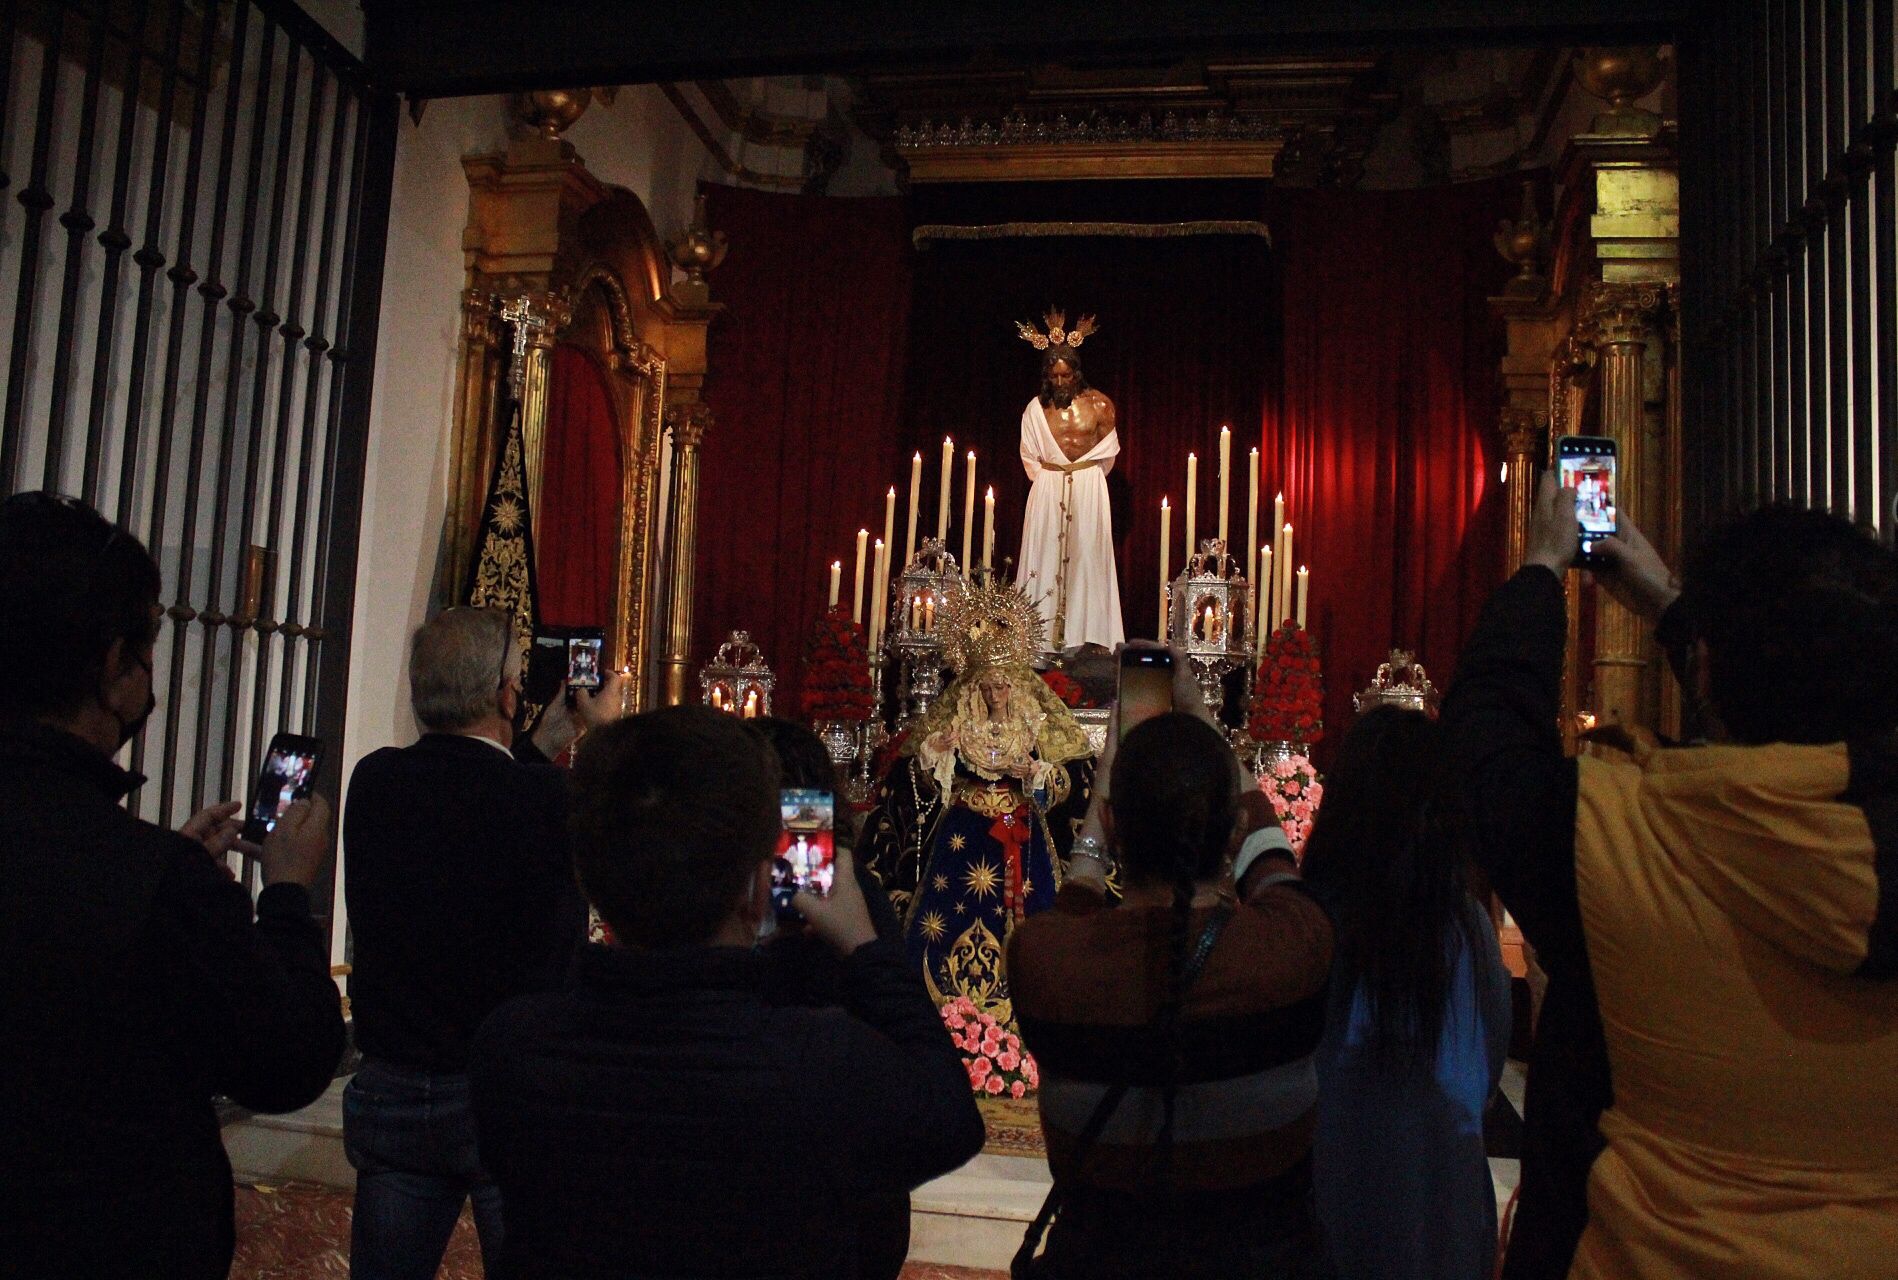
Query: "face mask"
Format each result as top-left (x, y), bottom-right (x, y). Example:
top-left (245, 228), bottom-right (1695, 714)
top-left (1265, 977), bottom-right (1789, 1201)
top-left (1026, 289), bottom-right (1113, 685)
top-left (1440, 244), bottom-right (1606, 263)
top-left (103, 654), bottom-right (157, 750)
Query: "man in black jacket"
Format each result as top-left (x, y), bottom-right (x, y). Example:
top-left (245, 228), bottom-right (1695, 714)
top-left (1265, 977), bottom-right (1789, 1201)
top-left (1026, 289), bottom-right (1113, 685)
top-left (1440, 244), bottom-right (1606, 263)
top-left (469, 706), bottom-right (987, 1280)
top-left (343, 605), bottom-right (620, 1277)
top-left (0, 491), bottom-right (345, 1278)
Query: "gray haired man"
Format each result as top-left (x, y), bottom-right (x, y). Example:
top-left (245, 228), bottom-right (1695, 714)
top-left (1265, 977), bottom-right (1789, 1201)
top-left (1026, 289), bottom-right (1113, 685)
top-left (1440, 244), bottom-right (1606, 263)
top-left (341, 607), bottom-right (622, 1277)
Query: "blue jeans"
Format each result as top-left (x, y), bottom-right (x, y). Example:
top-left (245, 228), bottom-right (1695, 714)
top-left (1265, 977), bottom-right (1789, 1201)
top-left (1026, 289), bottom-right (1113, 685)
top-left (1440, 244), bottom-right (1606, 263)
top-left (343, 1058), bottom-right (503, 1279)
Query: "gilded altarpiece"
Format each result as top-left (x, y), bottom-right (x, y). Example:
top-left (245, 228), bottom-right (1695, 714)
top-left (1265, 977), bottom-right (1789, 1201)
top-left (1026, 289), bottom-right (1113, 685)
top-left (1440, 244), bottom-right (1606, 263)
top-left (447, 132), bottom-right (718, 711)
top-left (1490, 86), bottom-right (1682, 746)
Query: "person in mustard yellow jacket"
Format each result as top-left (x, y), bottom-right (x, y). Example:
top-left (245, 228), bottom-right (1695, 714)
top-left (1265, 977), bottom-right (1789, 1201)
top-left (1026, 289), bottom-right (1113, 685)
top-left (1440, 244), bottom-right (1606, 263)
top-left (1443, 474), bottom-right (1898, 1280)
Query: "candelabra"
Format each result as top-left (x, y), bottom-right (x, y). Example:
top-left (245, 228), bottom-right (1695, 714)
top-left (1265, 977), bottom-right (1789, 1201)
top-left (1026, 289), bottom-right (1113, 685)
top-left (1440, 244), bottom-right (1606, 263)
top-left (888, 538), bottom-right (965, 723)
top-left (1167, 539), bottom-right (1254, 718)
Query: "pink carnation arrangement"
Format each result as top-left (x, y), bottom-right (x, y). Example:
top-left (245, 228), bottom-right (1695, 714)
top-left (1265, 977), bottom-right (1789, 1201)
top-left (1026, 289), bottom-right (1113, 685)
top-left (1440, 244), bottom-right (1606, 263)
top-left (940, 995), bottom-right (1039, 1099)
top-left (1256, 751), bottom-right (1324, 855)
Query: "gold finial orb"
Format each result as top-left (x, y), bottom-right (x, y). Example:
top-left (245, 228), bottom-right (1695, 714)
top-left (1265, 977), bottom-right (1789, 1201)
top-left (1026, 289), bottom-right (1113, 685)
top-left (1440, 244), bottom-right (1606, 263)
top-left (1574, 47), bottom-right (1670, 136)
top-left (510, 88), bottom-right (593, 140)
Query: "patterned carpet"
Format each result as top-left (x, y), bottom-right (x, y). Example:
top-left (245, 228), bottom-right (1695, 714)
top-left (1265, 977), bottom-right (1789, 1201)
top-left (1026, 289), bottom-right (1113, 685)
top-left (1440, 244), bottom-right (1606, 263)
top-left (976, 1092), bottom-right (1045, 1157)
top-left (231, 1181), bottom-right (1004, 1279)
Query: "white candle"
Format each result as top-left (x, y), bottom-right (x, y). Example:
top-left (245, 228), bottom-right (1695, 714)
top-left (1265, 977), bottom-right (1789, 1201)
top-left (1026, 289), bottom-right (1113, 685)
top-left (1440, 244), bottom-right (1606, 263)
top-left (1185, 453), bottom-right (1198, 558)
top-left (1256, 545), bottom-right (1271, 656)
top-left (905, 453), bottom-right (922, 567)
top-left (1217, 426), bottom-right (1231, 547)
top-left (870, 538), bottom-right (888, 651)
top-left (853, 529), bottom-right (868, 624)
top-left (937, 437), bottom-right (954, 544)
top-left (1270, 493), bottom-right (1285, 624)
top-left (1296, 565), bottom-right (1309, 630)
top-left (1246, 448), bottom-right (1260, 588)
top-left (828, 560), bottom-right (841, 610)
top-left (961, 450), bottom-right (976, 574)
top-left (1159, 496), bottom-right (1172, 637)
top-left (982, 487), bottom-right (995, 569)
top-left (883, 486), bottom-right (896, 581)
top-left (1203, 604), bottom-right (1216, 643)
top-left (924, 594), bottom-right (936, 632)
top-left (1279, 522), bottom-right (1294, 628)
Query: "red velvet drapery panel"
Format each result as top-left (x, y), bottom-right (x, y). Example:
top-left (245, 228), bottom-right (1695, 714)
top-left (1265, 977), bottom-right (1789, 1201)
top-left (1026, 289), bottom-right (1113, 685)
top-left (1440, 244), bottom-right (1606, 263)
top-left (1262, 178), bottom-right (1517, 748)
top-left (696, 185), bottom-right (914, 712)
top-left (537, 344), bottom-right (623, 630)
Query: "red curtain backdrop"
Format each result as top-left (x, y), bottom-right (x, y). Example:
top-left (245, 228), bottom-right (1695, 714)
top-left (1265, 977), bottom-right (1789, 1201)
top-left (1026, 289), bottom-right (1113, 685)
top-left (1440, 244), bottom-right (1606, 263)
top-left (696, 184), bottom-right (914, 712)
top-left (1262, 178), bottom-right (1518, 749)
top-left (688, 176), bottom-right (1514, 744)
top-left (537, 343), bottom-right (623, 629)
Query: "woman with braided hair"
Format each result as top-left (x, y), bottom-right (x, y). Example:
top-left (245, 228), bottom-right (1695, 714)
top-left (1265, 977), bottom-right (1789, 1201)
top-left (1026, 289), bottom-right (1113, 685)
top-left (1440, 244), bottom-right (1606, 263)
top-left (1007, 644), bottom-right (1335, 1279)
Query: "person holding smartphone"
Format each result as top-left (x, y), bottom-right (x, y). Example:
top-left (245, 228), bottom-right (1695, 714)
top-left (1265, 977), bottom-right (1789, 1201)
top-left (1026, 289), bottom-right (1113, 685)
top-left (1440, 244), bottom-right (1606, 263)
top-left (341, 606), bottom-right (625, 1278)
top-left (1443, 475), bottom-right (1898, 1280)
top-left (468, 706), bottom-right (984, 1279)
top-left (0, 492), bottom-right (344, 1279)
top-left (1006, 643), bottom-right (1334, 1279)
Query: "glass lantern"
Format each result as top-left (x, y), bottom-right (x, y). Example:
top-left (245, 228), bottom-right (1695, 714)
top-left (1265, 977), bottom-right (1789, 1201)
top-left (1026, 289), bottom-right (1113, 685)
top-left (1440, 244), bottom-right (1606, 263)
top-left (699, 630), bottom-right (775, 719)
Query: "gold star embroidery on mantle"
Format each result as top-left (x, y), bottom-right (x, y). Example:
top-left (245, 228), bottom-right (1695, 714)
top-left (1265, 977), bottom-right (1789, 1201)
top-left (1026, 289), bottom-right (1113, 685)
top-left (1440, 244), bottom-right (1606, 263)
top-left (948, 834), bottom-right (967, 851)
top-left (931, 874), bottom-right (950, 893)
top-left (964, 859), bottom-right (1000, 900)
top-left (918, 910), bottom-right (948, 943)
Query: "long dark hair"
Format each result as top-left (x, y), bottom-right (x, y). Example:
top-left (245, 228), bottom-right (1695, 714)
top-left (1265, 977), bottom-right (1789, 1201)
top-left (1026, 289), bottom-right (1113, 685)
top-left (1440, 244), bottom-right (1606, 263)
top-left (1110, 712), bottom-right (1241, 1177)
top-left (1299, 706), bottom-right (1473, 1074)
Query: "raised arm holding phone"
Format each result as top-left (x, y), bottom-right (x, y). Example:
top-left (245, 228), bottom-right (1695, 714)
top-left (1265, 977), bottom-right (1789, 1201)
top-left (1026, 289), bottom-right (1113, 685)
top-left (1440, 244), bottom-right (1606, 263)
top-left (1444, 470), bottom-right (1898, 1280)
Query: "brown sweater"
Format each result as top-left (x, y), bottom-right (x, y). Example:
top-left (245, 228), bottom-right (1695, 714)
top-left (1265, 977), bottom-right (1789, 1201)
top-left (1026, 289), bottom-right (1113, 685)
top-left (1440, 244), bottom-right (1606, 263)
top-left (1007, 861), bottom-right (1333, 1193)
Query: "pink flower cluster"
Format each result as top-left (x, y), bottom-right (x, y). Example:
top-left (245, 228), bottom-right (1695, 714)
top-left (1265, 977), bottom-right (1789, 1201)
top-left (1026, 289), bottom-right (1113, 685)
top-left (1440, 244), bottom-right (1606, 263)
top-left (941, 995), bottom-right (1039, 1099)
top-left (1256, 751), bottom-right (1325, 855)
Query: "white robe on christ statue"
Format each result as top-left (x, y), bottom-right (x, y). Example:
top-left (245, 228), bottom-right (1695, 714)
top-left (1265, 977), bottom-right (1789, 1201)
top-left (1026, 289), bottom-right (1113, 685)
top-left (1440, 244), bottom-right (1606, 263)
top-left (1015, 396), bottom-right (1124, 650)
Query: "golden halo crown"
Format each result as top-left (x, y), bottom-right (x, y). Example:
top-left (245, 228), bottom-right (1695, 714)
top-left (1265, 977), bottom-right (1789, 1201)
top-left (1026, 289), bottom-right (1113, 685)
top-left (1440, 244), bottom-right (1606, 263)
top-left (940, 576), bottom-right (1045, 675)
top-left (1015, 307), bottom-right (1098, 353)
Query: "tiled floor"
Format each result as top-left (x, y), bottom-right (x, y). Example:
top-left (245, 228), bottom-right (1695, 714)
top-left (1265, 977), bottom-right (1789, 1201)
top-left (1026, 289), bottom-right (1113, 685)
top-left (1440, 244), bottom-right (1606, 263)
top-left (230, 1181), bottom-right (1005, 1280)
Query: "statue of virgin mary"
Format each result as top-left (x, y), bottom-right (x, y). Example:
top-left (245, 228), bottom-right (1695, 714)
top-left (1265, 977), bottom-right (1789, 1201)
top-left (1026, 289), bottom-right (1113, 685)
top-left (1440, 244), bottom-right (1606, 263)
top-left (862, 578), bottom-right (1094, 1024)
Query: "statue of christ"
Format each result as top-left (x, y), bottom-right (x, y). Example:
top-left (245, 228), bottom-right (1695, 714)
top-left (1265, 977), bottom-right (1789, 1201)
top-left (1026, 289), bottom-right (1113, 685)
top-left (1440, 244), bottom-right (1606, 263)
top-left (1014, 311), bottom-right (1124, 650)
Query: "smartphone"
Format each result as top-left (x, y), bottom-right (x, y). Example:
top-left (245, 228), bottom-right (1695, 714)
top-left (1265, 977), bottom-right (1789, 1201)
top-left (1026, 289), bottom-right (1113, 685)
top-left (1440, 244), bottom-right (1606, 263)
top-left (566, 629), bottom-right (605, 689)
top-left (1557, 435), bottom-right (1618, 567)
top-left (772, 788), bottom-right (837, 918)
top-left (1117, 647), bottom-right (1174, 741)
top-left (526, 634), bottom-right (569, 704)
top-left (242, 732), bottom-right (323, 844)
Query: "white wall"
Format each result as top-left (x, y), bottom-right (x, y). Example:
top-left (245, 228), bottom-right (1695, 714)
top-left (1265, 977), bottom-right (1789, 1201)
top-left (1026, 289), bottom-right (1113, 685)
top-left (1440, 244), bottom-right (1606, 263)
top-left (331, 88), bottom-right (710, 964)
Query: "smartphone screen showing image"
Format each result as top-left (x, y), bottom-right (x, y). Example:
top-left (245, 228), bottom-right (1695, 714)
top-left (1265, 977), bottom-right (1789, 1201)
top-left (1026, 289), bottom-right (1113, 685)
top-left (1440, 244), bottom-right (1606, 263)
top-left (242, 733), bottom-right (323, 844)
top-left (1557, 435), bottom-right (1618, 563)
top-left (773, 788), bottom-right (836, 917)
top-left (1118, 649), bottom-right (1174, 741)
top-left (566, 633), bottom-right (604, 689)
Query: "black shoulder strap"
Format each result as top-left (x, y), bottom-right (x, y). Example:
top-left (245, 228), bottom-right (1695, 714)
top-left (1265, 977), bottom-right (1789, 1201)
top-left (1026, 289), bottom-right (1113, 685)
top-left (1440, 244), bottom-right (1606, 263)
top-left (1010, 905), bottom-right (1233, 1277)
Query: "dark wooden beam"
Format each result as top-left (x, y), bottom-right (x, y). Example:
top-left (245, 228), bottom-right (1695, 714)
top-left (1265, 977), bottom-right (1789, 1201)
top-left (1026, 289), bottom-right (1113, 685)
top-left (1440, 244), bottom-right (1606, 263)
top-left (359, 0), bottom-right (1685, 99)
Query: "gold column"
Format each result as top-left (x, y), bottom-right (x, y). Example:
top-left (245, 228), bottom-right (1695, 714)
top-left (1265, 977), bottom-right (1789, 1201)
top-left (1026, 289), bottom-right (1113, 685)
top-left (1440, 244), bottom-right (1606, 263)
top-left (660, 403), bottom-right (712, 705)
top-left (442, 290), bottom-right (503, 606)
top-left (1584, 281), bottom-right (1663, 728)
top-left (1499, 407), bottom-right (1546, 575)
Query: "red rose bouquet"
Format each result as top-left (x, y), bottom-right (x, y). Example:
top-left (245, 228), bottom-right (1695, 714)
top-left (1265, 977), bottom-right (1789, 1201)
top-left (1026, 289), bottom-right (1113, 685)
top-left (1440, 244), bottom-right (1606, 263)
top-left (941, 996), bottom-right (1039, 1099)
top-left (1039, 668), bottom-right (1091, 708)
top-left (799, 608), bottom-right (874, 721)
top-left (1249, 623), bottom-right (1324, 746)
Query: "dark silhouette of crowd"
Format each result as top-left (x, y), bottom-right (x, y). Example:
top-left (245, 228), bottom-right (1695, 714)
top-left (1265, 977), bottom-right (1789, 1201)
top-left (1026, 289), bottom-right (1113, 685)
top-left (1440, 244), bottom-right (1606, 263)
top-left (2, 472), bottom-right (1894, 1279)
